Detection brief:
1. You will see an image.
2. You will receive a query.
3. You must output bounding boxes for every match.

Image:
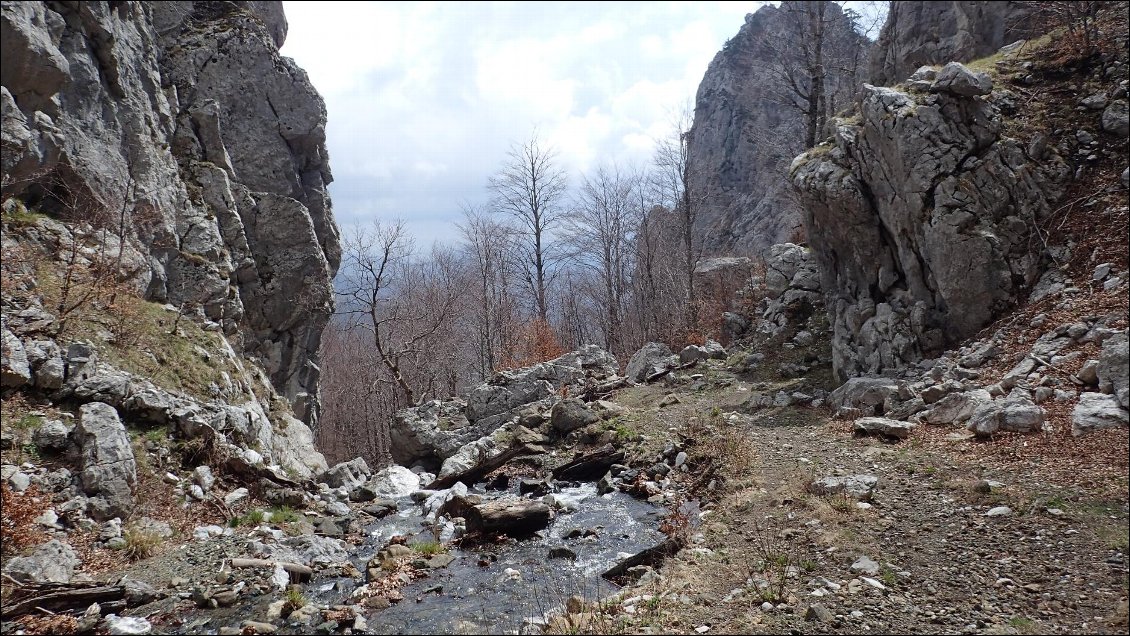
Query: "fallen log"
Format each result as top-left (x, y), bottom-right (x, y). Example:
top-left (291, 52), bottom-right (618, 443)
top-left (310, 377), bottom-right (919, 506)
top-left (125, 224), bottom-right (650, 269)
top-left (228, 558), bottom-right (313, 581)
top-left (0, 580), bottom-right (164, 619)
top-left (601, 537), bottom-right (682, 584)
top-left (464, 497), bottom-right (552, 536)
top-left (426, 441), bottom-right (543, 491)
top-left (551, 443), bottom-right (624, 481)
top-left (578, 377), bottom-right (629, 402)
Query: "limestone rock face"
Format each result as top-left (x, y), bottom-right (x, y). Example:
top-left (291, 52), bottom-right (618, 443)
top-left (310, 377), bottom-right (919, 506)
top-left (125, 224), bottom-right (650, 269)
top-left (1, 1), bottom-right (337, 428)
top-left (869, 1), bottom-right (1037, 86)
top-left (791, 76), bottom-right (1067, 381)
top-left (686, 2), bottom-right (868, 255)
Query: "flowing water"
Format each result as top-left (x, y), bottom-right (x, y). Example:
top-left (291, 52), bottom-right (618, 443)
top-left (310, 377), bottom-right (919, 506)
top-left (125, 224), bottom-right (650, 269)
top-left (320, 483), bottom-right (666, 634)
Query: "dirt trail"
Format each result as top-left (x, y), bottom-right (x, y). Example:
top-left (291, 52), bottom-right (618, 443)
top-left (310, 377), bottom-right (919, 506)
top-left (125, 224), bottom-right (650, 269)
top-left (603, 366), bottom-right (1129, 635)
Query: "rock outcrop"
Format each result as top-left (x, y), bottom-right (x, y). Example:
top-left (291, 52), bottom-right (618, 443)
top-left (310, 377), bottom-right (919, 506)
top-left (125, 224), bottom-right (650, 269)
top-left (686, 2), bottom-right (867, 255)
top-left (791, 63), bottom-right (1068, 381)
top-left (75, 402), bottom-right (137, 521)
top-left (390, 346), bottom-right (620, 469)
top-left (869, 1), bottom-right (1038, 86)
top-left (1, 0), bottom-right (337, 427)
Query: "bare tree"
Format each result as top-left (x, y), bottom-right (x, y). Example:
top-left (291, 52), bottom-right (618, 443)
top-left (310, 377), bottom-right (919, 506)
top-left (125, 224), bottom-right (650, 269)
top-left (487, 132), bottom-right (569, 324)
top-left (562, 164), bottom-right (640, 358)
top-left (336, 220), bottom-right (464, 406)
top-left (764, 1), bottom-right (868, 149)
top-left (457, 204), bottom-right (523, 379)
top-left (650, 106), bottom-right (704, 334)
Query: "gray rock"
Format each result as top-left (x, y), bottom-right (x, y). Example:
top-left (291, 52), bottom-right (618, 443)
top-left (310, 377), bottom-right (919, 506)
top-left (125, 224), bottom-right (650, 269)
top-left (626, 342), bottom-right (676, 383)
top-left (2, 539), bottom-right (79, 583)
top-left (985, 506), bottom-right (1012, 517)
top-left (550, 398), bottom-right (599, 434)
top-left (931, 62), bottom-right (993, 96)
top-left (224, 487), bottom-right (250, 507)
top-left (33, 418), bottom-right (72, 451)
top-left (365, 465), bottom-right (420, 499)
top-left (0, 329), bottom-right (31, 387)
top-left (1072, 392), bottom-right (1129, 436)
top-left (805, 603), bottom-right (835, 623)
top-left (923, 389), bottom-right (992, 425)
top-left (830, 378), bottom-right (900, 415)
top-left (686, 6), bottom-right (866, 254)
top-left (24, 340), bottom-right (65, 390)
top-left (1097, 331), bottom-right (1129, 408)
top-left (679, 340), bottom-right (727, 364)
top-left (1102, 100), bottom-right (1129, 137)
top-left (967, 397), bottom-right (1046, 437)
top-left (8, 470), bottom-right (32, 492)
top-left (1081, 92), bottom-right (1109, 110)
top-left (324, 501), bottom-right (351, 517)
top-left (808, 475), bottom-right (878, 501)
top-left (850, 555), bottom-right (880, 576)
top-left (321, 457), bottom-right (372, 491)
top-left (131, 517), bottom-right (174, 540)
top-left (192, 465), bottom-right (216, 493)
top-left (1078, 359), bottom-right (1100, 386)
top-left (853, 417), bottom-right (915, 440)
top-left (75, 403), bottom-right (136, 521)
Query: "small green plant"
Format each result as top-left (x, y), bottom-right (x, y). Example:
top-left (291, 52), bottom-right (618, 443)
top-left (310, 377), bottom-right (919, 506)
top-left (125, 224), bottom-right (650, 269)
top-left (880, 566), bottom-right (898, 588)
top-left (270, 505), bottom-right (300, 523)
top-left (245, 509), bottom-right (265, 525)
top-left (282, 585), bottom-right (307, 614)
top-left (800, 558), bottom-right (818, 573)
top-left (143, 428), bottom-right (166, 444)
top-left (411, 540), bottom-right (445, 556)
top-left (227, 516), bottom-right (242, 528)
top-left (122, 526), bottom-right (162, 561)
top-left (709, 406), bottom-right (721, 418)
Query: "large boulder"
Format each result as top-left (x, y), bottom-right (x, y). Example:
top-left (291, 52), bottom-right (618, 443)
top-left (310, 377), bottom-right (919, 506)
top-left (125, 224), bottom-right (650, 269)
top-left (829, 377), bottom-right (901, 416)
top-left (967, 396), bottom-right (1046, 437)
top-left (389, 398), bottom-right (479, 469)
top-left (466, 345), bottom-right (618, 422)
top-left (550, 398), bottom-right (599, 434)
top-left (1097, 331), bottom-right (1129, 408)
top-left (625, 342), bottom-right (675, 383)
top-left (320, 457), bottom-right (372, 491)
top-left (869, 2), bottom-right (1038, 85)
top-left (1, 539), bottom-right (80, 584)
top-left (922, 389), bottom-right (992, 425)
top-left (1, 328), bottom-right (31, 388)
top-left (364, 465), bottom-right (420, 499)
top-left (75, 402), bottom-right (136, 521)
top-left (1072, 392), bottom-right (1129, 436)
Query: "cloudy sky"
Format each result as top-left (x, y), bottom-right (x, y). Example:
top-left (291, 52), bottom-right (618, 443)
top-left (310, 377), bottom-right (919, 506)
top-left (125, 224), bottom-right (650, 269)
top-left (280, 1), bottom-right (769, 244)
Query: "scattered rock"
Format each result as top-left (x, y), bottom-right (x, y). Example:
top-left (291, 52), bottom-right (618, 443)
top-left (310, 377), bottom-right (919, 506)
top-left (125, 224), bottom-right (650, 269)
top-left (850, 555), bottom-right (880, 576)
top-left (2, 539), bottom-right (80, 583)
top-left (805, 603), bottom-right (835, 623)
top-left (808, 475), bottom-right (878, 501)
top-left (985, 506), bottom-right (1012, 517)
top-left (853, 417), bottom-right (915, 440)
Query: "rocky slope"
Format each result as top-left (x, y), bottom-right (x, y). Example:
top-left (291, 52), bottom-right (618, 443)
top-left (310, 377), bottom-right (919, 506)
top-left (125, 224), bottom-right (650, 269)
top-left (686, 1), bottom-right (867, 255)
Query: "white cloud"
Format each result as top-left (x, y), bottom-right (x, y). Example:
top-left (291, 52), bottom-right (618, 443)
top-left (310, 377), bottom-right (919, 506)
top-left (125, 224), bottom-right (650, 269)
top-left (281, 0), bottom-right (772, 237)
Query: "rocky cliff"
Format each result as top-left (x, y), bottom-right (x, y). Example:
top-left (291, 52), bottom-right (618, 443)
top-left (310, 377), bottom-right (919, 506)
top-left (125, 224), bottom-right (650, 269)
top-left (790, 35), bottom-right (1130, 383)
top-left (686, 1), bottom-right (867, 255)
top-left (869, 1), bottom-right (1036, 86)
top-left (1, 0), bottom-right (337, 479)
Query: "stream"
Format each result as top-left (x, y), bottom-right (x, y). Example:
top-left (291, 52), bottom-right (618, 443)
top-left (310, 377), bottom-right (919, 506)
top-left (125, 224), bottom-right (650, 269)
top-left (348, 483), bottom-right (667, 634)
